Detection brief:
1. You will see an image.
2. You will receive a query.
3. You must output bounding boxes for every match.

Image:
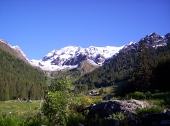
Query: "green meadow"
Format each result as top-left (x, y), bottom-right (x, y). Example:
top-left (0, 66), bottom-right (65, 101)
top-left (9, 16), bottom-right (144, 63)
top-left (0, 100), bottom-right (41, 116)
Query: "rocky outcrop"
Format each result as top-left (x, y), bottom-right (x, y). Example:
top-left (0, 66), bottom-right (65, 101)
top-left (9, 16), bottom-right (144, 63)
top-left (81, 100), bottom-right (170, 126)
top-left (95, 54), bottom-right (105, 64)
top-left (63, 53), bottom-right (90, 66)
top-left (105, 110), bottom-right (170, 126)
top-left (83, 100), bottom-right (151, 117)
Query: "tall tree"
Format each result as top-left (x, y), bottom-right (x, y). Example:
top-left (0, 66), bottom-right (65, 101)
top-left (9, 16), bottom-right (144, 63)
top-left (128, 40), bottom-right (152, 92)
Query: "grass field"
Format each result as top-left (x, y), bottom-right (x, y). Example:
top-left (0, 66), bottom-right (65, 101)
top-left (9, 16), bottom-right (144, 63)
top-left (0, 100), bottom-right (41, 116)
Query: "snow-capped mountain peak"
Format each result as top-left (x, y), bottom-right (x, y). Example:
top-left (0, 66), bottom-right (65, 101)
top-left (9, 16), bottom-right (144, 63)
top-left (30, 45), bottom-right (124, 71)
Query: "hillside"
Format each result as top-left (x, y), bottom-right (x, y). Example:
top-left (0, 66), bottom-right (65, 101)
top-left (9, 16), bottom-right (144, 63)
top-left (0, 47), bottom-right (47, 101)
top-left (75, 33), bottom-right (170, 90)
top-left (50, 60), bottom-right (99, 82)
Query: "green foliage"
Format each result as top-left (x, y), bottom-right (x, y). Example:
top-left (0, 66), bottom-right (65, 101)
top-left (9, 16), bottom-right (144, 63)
top-left (69, 96), bottom-right (92, 113)
top-left (129, 91), bottom-right (145, 100)
top-left (0, 113), bottom-right (50, 126)
top-left (99, 88), bottom-right (104, 95)
top-left (0, 48), bottom-right (47, 100)
top-left (49, 79), bottom-right (71, 91)
top-left (66, 112), bottom-right (85, 126)
top-left (110, 112), bottom-right (125, 120)
top-left (163, 92), bottom-right (170, 108)
top-left (0, 115), bottom-right (25, 126)
top-left (42, 79), bottom-right (71, 125)
top-left (24, 113), bottom-right (49, 126)
top-left (136, 106), bottom-right (162, 117)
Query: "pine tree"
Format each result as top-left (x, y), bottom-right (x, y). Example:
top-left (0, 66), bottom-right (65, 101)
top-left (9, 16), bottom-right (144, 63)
top-left (129, 40), bottom-right (152, 92)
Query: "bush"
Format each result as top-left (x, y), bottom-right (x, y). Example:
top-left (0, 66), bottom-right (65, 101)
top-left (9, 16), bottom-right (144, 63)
top-left (0, 115), bottom-right (25, 126)
top-left (110, 112), bottom-right (125, 120)
top-left (70, 97), bottom-right (92, 113)
top-left (129, 91), bottom-right (145, 100)
top-left (66, 112), bottom-right (85, 126)
top-left (163, 92), bottom-right (170, 107)
top-left (24, 113), bottom-right (49, 126)
top-left (136, 106), bottom-right (162, 117)
top-left (145, 91), bottom-right (152, 99)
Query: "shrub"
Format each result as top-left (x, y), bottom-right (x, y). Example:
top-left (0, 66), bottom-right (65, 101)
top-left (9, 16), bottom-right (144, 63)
top-left (42, 79), bottom-right (71, 125)
top-left (136, 106), bottom-right (162, 117)
top-left (129, 91), bottom-right (145, 100)
top-left (163, 92), bottom-right (170, 107)
top-left (66, 112), bottom-right (85, 126)
top-left (71, 97), bottom-right (92, 113)
top-left (0, 115), bottom-right (25, 126)
top-left (110, 112), bottom-right (125, 120)
top-left (145, 91), bottom-right (152, 99)
top-left (24, 113), bottom-right (49, 126)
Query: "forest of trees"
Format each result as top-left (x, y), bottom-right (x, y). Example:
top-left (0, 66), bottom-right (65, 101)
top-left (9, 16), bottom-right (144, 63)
top-left (75, 40), bottom-right (170, 95)
top-left (0, 48), bottom-right (47, 101)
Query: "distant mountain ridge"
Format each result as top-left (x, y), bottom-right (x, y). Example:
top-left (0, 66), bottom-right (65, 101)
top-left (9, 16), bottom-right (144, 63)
top-left (30, 32), bottom-right (169, 71)
top-left (30, 45), bottom-right (124, 71)
top-left (1, 32), bottom-right (169, 71)
top-left (120, 33), bottom-right (170, 54)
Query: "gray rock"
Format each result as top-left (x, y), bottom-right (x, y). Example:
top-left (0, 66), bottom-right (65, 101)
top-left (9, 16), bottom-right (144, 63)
top-left (77, 123), bottom-right (84, 126)
top-left (83, 100), bottom-right (151, 117)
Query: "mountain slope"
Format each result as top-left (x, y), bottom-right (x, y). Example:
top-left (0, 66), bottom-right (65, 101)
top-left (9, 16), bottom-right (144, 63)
top-left (0, 39), bottom-right (29, 63)
top-left (0, 47), bottom-right (47, 100)
top-left (75, 33), bottom-right (170, 89)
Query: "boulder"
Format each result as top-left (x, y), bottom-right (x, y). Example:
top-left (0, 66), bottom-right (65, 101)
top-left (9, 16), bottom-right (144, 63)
top-left (83, 100), bottom-right (151, 117)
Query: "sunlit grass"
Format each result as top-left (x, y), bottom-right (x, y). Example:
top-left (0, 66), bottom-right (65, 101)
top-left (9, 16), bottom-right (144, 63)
top-left (0, 100), bottom-right (41, 116)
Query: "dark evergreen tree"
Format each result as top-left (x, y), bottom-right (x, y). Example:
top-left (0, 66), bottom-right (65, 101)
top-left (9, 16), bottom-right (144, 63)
top-left (151, 54), bottom-right (170, 92)
top-left (128, 41), bottom-right (152, 93)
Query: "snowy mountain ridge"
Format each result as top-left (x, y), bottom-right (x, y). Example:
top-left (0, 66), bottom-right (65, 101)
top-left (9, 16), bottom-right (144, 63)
top-left (29, 32), bottom-right (170, 71)
top-left (30, 45), bottom-right (124, 71)
top-left (1, 32), bottom-right (169, 71)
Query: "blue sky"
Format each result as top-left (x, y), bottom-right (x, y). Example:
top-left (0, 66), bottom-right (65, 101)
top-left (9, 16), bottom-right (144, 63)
top-left (0, 0), bottom-right (170, 60)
